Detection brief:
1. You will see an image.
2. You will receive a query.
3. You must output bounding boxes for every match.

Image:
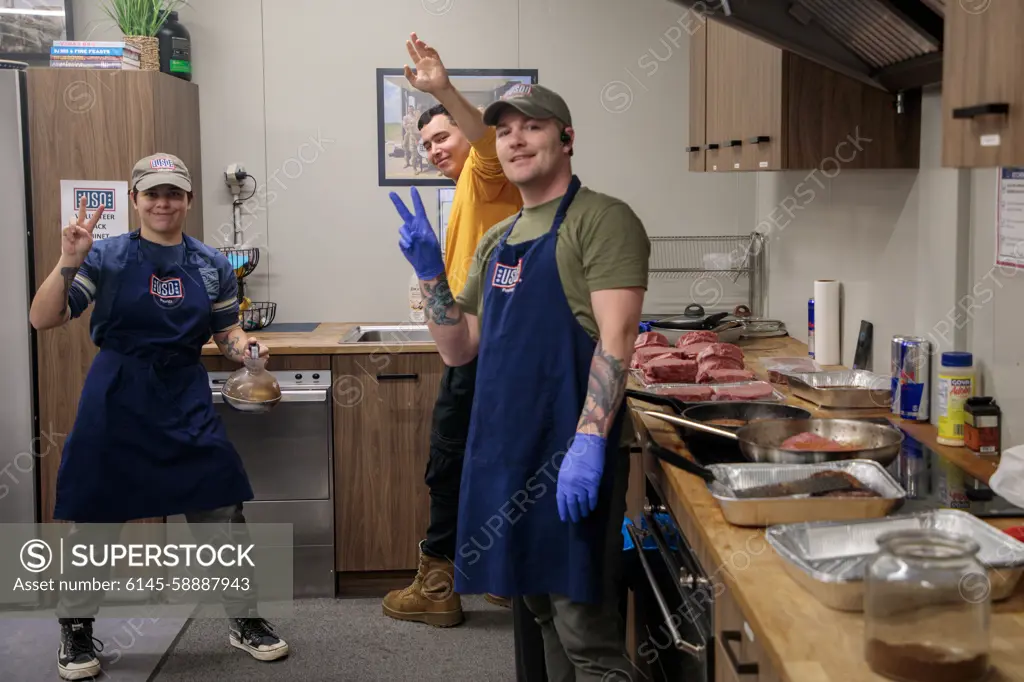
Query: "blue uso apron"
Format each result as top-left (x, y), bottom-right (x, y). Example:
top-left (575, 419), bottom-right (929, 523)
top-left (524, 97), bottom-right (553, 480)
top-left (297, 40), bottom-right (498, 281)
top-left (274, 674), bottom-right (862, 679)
top-left (53, 233), bottom-right (254, 523)
top-left (454, 176), bottom-right (626, 605)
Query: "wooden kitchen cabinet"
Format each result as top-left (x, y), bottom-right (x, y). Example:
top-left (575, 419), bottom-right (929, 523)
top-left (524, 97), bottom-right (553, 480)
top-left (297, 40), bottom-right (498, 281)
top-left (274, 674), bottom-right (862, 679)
top-left (332, 352), bottom-right (445, 572)
top-left (691, 19), bottom-right (921, 172)
top-left (714, 580), bottom-right (783, 682)
top-left (942, 1), bottom-right (1024, 167)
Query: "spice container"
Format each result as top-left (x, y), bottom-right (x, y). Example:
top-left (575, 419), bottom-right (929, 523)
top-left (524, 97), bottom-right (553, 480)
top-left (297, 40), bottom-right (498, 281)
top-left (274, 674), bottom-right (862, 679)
top-left (964, 397), bottom-right (1001, 460)
top-left (936, 352), bottom-right (975, 446)
top-left (864, 529), bottom-right (991, 682)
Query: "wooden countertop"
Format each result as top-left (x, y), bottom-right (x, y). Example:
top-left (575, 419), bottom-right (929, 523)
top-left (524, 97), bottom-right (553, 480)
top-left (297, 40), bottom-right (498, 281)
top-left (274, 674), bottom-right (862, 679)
top-left (200, 322), bottom-right (438, 356)
top-left (628, 335), bottom-right (1024, 682)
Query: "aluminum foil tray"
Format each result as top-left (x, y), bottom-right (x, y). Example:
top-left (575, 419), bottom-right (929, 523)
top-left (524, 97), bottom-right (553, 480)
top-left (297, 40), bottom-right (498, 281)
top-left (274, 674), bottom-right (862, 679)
top-left (765, 509), bottom-right (1024, 610)
top-left (705, 460), bottom-right (906, 527)
top-left (786, 370), bottom-right (892, 409)
top-left (630, 371), bottom-right (785, 404)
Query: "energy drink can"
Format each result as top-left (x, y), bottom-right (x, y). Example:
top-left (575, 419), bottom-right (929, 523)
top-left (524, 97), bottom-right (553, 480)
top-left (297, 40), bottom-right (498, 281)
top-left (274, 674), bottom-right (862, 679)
top-left (898, 337), bottom-right (931, 421)
top-left (890, 335), bottom-right (906, 415)
top-left (808, 298), bottom-right (815, 358)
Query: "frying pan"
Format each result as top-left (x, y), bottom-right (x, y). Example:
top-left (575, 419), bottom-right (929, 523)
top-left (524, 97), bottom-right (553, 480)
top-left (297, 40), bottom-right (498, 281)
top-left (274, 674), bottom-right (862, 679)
top-left (638, 411), bottom-right (904, 466)
top-left (626, 389), bottom-right (812, 464)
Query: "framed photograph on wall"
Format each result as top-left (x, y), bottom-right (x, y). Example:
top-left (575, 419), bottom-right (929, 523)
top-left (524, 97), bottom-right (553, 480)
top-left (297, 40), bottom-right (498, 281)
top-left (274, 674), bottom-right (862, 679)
top-left (0, 0), bottom-right (75, 65)
top-left (376, 67), bottom-right (539, 187)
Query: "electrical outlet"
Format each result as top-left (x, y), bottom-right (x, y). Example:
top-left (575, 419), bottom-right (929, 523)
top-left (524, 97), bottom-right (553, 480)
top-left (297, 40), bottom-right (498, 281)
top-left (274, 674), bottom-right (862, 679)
top-left (224, 163), bottom-right (247, 193)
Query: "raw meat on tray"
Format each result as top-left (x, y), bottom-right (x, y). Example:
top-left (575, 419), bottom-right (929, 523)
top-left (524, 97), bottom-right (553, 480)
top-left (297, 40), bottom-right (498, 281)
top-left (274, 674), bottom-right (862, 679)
top-left (655, 385), bottom-right (715, 402)
top-left (679, 342), bottom-right (714, 359)
top-left (697, 343), bottom-right (744, 365)
top-left (697, 368), bottom-right (755, 384)
top-left (641, 357), bottom-right (697, 384)
top-left (677, 330), bottom-right (718, 348)
top-left (635, 331), bottom-right (670, 349)
top-left (714, 382), bottom-right (775, 401)
top-left (631, 346), bottom-right (688, 369)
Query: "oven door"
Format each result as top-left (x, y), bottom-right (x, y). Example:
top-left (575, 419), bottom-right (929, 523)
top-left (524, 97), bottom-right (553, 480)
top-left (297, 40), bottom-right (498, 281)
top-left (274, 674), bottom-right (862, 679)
top-left (626, 498), bottom-right (713, 682)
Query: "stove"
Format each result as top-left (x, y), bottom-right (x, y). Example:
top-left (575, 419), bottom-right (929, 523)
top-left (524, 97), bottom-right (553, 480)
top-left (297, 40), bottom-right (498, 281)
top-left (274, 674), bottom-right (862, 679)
top-left (856, 417), bottom-right (1024, 518)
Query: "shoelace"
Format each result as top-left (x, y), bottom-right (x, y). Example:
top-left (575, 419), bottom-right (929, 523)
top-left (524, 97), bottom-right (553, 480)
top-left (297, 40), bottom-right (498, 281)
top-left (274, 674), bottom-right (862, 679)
top-left (239, 618), bottom-right (277, 642)
top-left (65, 626), bottom-right (104, 659)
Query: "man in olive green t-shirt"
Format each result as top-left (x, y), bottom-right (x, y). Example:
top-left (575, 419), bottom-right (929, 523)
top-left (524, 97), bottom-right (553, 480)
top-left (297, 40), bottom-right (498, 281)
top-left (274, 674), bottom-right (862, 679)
top-left (390, 83), bottom-right (648, 682)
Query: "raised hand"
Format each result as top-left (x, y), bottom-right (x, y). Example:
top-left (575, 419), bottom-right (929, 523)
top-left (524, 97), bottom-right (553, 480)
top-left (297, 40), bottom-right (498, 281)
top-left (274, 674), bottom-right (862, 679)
top-left (403, 32), bottom-right (450, 95)
top-left (389, 186), bottom-right (445, 282)
top-left (61, 196), bottom-right (104, 263)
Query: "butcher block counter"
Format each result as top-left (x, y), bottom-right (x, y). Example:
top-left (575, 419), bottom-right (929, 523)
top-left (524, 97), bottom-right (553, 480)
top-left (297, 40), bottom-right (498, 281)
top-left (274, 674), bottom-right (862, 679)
top-left (199, 322), bottom-right (437, 356)
top-left (627, 336), bottom-right (1024, 682)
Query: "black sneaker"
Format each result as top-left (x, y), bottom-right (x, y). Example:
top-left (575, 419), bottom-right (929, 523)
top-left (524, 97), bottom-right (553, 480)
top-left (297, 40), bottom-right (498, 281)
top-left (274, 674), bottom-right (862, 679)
top-left (229, 618), bottom-right (289, 661)
top-left (57, 619), bottom-right (103, 680)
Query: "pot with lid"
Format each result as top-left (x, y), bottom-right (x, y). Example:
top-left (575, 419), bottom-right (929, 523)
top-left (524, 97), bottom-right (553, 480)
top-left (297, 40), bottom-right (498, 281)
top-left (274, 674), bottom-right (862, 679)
top-left (220, 342), bottom-right (281, 413)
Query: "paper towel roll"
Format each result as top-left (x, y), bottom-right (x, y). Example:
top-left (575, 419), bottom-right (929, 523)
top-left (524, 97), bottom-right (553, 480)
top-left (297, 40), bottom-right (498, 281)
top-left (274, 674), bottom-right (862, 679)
top-left (813, 280), bottom-right (840, 365)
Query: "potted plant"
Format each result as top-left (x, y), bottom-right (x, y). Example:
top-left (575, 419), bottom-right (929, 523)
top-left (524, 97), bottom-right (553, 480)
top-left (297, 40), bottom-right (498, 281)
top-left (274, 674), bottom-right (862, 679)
top-left (98, 0), bottom-right (188, 71)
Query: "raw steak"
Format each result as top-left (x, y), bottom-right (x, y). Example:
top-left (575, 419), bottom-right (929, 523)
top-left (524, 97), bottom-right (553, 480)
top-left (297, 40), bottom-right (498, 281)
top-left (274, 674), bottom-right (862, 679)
top-left (635, 331), bottom-right (669, 349)
top-left (641, 357), bottom-right (698, 384)
top-left (656, 385), bottom-right (714, 402)
top-left (677, 330), bottom-right (719, 348)
top-left (698, 356), bottom-right (745, 372)
top-left (714, 382), bottom-right (775, 401)
top-left (697, 368), bottom-right (755, 384)
top-left (697, 343), bottom-right (744, 365)
top-left (678, 342), bottom-right (714, 359)
top-left (780, 432), bottom-right (859, 452)
top-left (631, 346), bottom-right (688, 369)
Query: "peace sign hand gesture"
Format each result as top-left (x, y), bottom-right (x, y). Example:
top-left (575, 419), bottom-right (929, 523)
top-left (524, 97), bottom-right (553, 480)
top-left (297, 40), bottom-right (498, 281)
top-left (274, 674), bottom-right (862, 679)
top-left (389, 186), bottom-right (445, 281)
top-left (403, 32), bottom-right (451, 95)
top-left (62, 196), bottom-right (104, 264)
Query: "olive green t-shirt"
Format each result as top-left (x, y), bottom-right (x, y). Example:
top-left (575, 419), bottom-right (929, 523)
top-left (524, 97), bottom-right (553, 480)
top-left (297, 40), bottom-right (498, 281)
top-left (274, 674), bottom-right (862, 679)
top-left (457, 186), bottom-right (651, 336)
top-left (456, 186), bottom-right (650, 449)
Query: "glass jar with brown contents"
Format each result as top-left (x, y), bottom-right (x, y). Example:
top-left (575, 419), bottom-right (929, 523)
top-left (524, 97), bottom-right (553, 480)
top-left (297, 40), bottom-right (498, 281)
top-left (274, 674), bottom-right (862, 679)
top-left (864, 529), bottom-right (991, 682)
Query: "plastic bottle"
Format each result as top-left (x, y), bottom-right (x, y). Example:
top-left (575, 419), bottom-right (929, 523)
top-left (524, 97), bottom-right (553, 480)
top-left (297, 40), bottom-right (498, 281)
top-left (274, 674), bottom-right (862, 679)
top-left (409, 274), bottom-right (425, 324)
top-left (157, 11), bottom-right (192, 81)
top-left (937, 351), bottom-right (976, 447)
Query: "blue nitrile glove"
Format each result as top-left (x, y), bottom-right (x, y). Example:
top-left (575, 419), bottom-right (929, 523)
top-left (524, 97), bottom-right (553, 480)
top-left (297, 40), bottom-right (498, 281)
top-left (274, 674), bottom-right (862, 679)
top-left (557, 433), bottom-right (607, 523)
top-left (389, 186), bottom-right (445, 281)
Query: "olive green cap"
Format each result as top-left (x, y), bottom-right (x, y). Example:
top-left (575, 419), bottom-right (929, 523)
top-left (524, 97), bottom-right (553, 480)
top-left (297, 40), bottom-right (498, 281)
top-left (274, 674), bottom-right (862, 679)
top-left (483, 83), bottom-right (572, 127)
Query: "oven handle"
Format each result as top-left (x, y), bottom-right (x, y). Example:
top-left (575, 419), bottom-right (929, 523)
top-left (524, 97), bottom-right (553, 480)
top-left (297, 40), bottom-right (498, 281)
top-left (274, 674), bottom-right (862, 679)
top-left (624, 524), bottom-right (705, 658)
top-left (642, 504), bottom-right (710, 590)
top-left (211, 389), bottom-right (328, 404)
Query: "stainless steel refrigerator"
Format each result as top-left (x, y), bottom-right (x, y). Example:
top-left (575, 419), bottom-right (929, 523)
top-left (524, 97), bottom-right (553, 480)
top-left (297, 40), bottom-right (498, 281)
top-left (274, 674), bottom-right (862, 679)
top-left (0, 64), bottom-right (40, 541)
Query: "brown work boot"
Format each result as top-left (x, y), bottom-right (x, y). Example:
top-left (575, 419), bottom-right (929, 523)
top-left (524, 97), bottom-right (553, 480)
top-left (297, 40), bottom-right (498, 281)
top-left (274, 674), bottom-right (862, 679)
top-left (382, 545), bottom-right (463, 627)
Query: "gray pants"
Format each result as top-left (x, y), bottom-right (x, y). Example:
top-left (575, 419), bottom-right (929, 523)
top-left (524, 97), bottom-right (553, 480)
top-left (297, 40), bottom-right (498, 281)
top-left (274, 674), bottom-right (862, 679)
top-left (522, 448), bottom-right (634, 682)
top-left (56, 503), bottom-right (259, 621)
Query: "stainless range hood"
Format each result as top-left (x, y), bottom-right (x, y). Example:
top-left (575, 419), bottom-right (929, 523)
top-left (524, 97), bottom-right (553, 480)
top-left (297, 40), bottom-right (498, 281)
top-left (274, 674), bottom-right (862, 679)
top-left (671, 0), bottom-right (946, 92)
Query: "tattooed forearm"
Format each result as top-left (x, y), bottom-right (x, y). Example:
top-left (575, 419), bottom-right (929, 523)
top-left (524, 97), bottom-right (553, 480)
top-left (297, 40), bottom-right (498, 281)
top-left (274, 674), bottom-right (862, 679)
top-left (576, 341), bottom-right (628, 437)
top-left (422, 276), bottom-right (462, 326)
top-left (215, 330), bottom-right (248, 362)
top-left (59, 267), bottom-right (77, 315)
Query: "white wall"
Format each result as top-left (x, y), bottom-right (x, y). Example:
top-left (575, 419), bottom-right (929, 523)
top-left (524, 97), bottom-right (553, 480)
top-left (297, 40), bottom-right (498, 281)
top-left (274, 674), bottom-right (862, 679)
top-left (73, 0), bottom-right (751, 322)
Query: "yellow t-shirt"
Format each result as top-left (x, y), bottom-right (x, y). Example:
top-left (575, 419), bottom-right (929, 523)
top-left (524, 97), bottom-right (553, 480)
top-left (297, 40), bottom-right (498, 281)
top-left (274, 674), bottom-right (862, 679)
top-left (444, 127), bottom-right (523, 298)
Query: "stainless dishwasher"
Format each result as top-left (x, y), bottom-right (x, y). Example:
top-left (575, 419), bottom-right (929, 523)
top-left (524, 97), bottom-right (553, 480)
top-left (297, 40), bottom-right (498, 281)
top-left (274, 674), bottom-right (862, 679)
top-left (170, 368), bottom-right (335, 599)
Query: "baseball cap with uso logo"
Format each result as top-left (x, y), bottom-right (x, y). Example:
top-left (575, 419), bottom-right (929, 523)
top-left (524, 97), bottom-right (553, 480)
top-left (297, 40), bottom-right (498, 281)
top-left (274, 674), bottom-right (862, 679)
top-left (131, 153), bottom-right (192, 193)
top-left (483, 83), bottom-right (573, 127)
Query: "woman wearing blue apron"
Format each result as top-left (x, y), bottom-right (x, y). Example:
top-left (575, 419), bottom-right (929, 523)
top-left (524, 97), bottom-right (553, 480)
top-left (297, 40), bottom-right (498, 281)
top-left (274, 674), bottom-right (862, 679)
top-left (391, 85), bottom-right (650, 682)
top-left (29, 154), bottom-right (289, 680)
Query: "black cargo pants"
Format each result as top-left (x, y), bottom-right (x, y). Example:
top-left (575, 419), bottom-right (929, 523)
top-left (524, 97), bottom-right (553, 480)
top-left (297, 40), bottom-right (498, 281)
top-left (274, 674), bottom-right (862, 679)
top-left (421, 357), bottom-right (478, 560)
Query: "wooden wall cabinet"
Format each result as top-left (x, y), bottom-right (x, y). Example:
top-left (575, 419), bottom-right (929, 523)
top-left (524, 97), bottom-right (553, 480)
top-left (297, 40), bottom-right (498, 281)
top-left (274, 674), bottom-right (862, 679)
top-left (688, 20), bottom-right (921, 172)
top-left (332, 352), bottom-right (445, 572)
top-left (942, 2), bottom-right (1024, 168)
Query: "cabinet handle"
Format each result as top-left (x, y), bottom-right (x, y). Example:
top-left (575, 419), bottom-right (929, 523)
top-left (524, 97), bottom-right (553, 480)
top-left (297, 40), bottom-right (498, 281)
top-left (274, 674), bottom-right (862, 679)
top-left (704, 143), bottom-right (719, 150)
top-left (952, 103), bottom-right (1010, 119)
top-left (686, 145), bottom-right (701, 152)
top-left (376, 373), bottom-right (419, 381)
top-left (749, 136), bottom-right (770, 144)
top-left (723, 139), bottom-right (743, 147)
top-left (721, 630), bottom-right (759, 676)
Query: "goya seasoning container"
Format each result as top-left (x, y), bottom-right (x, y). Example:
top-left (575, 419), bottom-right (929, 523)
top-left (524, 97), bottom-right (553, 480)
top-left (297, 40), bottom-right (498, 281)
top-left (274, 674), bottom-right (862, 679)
top-left (937, 352), bottom-right (975, 446)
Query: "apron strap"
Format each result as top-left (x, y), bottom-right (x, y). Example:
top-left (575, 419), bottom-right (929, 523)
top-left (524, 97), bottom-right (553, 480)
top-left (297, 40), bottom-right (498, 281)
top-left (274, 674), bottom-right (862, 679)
top-left (496, 175), bottom-right (583, 251)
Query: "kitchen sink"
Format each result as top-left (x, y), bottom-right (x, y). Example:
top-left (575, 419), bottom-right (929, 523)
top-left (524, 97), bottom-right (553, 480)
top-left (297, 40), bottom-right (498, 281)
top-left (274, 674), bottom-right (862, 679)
top-left (340, 324), bottom-right (434, 344)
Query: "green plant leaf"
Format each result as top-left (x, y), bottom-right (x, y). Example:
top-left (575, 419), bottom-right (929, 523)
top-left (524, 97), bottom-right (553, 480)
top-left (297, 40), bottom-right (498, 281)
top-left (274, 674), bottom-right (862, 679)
top-left (97, 0), bottom-right (190, 37)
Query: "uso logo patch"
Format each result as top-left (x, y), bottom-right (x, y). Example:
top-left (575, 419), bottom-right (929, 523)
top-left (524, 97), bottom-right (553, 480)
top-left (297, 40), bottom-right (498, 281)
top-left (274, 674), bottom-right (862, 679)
top-left (74, 188), bottom-right (115, 211)
top-left (150, 274), bottom-right (185, 309)
top-left (151, 157), bottom-right (176, 170)
top-left (502, 83), bottom-right (532, 100)
top-left (491, 259), bottom-right (522, 292)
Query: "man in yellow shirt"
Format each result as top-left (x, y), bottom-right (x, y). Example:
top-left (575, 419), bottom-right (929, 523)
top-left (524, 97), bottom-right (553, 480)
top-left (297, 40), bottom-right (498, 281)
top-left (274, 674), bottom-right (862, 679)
top-left (382, 33), bottom-right (523, 627)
